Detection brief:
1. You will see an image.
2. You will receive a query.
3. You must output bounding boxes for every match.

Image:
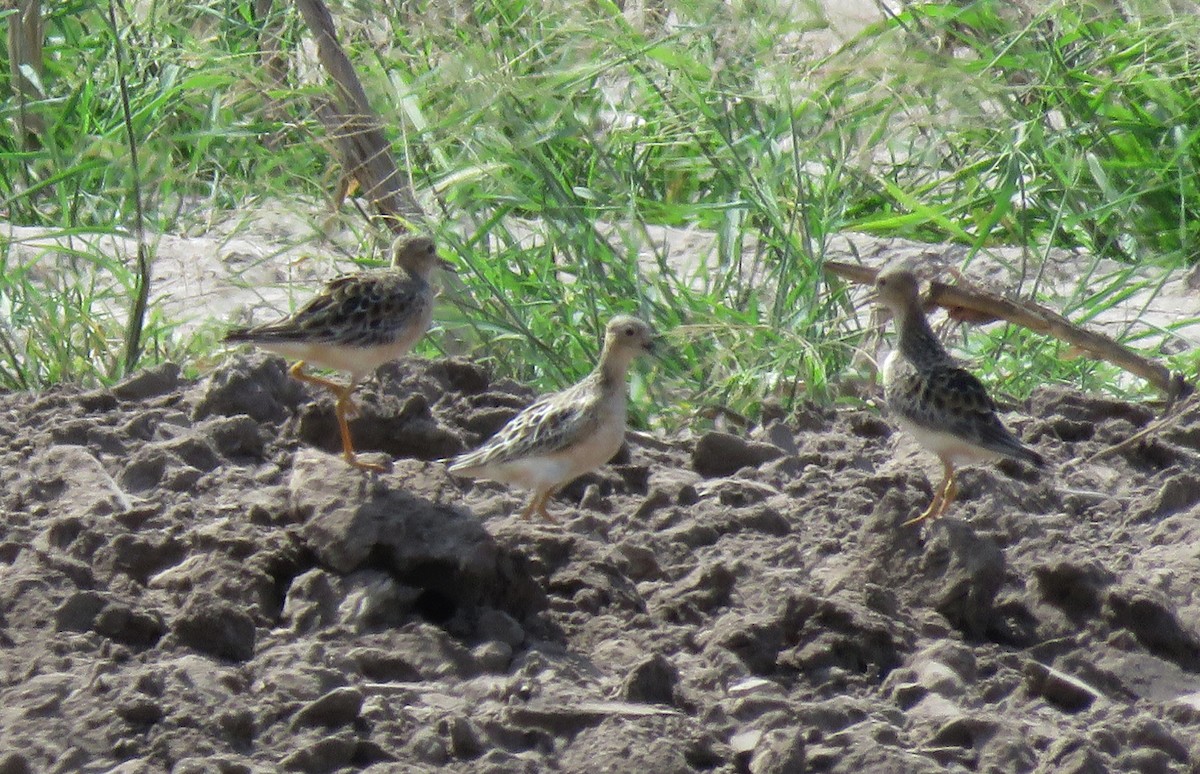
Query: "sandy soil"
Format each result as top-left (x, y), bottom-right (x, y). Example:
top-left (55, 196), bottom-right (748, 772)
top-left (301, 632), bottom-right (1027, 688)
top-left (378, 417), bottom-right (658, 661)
top-left (4, 1), bottom-right (1200, 769)
top-left (2, 347), bottom-right (1200, 772)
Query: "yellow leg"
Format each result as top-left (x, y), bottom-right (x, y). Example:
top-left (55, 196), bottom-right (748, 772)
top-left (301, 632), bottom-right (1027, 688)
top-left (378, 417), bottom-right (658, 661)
top-left (335, 385), bottom-right (385, 473)
top-left (518, 490), bottom-right (557, 523)
top-left (936, 469), bottom-right (959, 519)
top-left (535, 489), bottom-right (559, 523)
top-left (289, 361), bottom-right (343, 394)
top-left (289, 363), bottom-right (382, 473)
top-left (903, 458), bottom-right (956, 527)
top-left (518, 493), bottom-right (540, 521)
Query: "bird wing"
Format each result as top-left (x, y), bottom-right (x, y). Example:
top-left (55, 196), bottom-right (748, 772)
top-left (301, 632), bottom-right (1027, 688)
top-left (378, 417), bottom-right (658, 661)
top-left (231, 271), bottom-right (427, 346)
top-left (928, 367), bottom-right (1040, 463)
top-left (452, 382), bottom-right (599, 469)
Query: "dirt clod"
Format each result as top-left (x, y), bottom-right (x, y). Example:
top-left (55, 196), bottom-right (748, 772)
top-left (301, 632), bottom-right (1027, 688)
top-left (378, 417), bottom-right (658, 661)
top-left (1, 355), bottom-right (1199, 770)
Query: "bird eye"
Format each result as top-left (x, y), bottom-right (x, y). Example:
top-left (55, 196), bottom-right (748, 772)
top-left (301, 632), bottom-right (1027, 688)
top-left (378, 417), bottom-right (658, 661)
top-left (625, 327), bottom-right (635, 336)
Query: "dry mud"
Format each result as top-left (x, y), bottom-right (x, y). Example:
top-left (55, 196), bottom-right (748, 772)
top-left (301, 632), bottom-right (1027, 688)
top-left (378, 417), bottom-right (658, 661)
top-left (2, 355), bottom-right (1200, 773)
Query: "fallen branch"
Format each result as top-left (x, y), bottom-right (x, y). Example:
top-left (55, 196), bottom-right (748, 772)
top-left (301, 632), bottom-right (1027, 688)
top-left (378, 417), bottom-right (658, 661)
top-left (824, 260), bottom-right (1194, 406)
top-left (1083, 392), bottom-right (1199, 463)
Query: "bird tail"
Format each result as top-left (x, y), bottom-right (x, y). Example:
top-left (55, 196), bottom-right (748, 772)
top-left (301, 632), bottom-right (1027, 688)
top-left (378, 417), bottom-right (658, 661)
top-left (980, 422), bottom-right (1045, 468)
top-left (223, 327), bottom-right (255, 343)
top-left (445, 456), bottom-right (479, 475)
top-left (224, 324), bottom-right (306, 344)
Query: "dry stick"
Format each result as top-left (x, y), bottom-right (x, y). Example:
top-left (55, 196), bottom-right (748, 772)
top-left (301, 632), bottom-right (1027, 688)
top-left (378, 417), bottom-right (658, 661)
top-left (1083, 392), bottom-right (1199, 463)
top-left (292, 0), bottom-right (424, 232)
top-left (253, 0), bottom-right (291, 144)
top-left (7, 0), bottom-right (44, 148)
top-left (107, 0), bottom-right (151, 375)
top-left (823, 261), bottom-right (1195, 406)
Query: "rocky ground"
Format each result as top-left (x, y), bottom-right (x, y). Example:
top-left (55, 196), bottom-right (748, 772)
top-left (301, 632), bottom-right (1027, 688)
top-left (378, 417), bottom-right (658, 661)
top-left (2, 353), bottom-right (1200, 773)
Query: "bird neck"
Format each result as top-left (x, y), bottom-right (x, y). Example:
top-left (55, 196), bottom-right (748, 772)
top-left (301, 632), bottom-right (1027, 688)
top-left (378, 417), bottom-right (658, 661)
top-left (596, 343), bottom-right (635, 390)
top-left (400, 264), bottom-right (430, 283)
top-left (894, 303), bottom-right (952, 370)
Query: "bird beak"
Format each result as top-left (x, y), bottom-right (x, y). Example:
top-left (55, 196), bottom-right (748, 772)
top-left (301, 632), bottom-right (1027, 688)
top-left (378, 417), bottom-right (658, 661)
top-left (437, 257), bottom-right (456, 272)
top-left (646, 336), bottom-right (669, 360)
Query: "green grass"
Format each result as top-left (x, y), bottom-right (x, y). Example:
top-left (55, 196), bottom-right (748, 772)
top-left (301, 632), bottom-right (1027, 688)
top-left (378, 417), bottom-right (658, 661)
top-left (1, 0), bottom-right (1197, 421)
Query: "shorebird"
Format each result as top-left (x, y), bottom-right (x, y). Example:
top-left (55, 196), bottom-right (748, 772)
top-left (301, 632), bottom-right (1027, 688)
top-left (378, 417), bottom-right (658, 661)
top-left (875, 266), bottom-right (1043, 525)
top-left (448, 315), bottom-right (656, 521)
top-left (225, 235), bottom-right (450, 471)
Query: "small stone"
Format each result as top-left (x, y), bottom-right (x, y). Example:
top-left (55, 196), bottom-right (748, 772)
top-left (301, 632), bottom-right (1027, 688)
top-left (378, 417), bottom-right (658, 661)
top-left (621, 653), bottom-right (680, 706)
top-left (611, 541), bottom-right (660, 581)
top-left (731, 729), bottom-right (762, 758)
top-left (174, 758), bottom-right (252, 774)
top-left (1034, 560), bottom-right (1114, 617)
top-left (282, 568), bottom-right (339, 634)
top-left (762, 421), bottom-right (799, 454)
top-left (473, 641), bottom-right (513, 673)
top-left (112, 363), bottom-right (181, 401)
top-left (431, 358), bottom-right (491, 394)
top-left (110, 533), bottom-right (186, 583)
top-left (442, 715), bottom-right (486, 760)
top-left (218, 708), bottom-right (255, 747)
top-left (279, 733), bottom-right (357, 773)
top-left (409, 728), bottom-right (448, 765)
top-left (117, 697), bottom-right (164, 726)
top-left (1105, 588), bottom-right (1200, 669)
top-left (292, 687), bottom-right (364, 730)
top-left (0, 752), bottom-right (32, 774)
top-left (692, 431), bottom-right (784, 477)
top-left (929, 715), bottom-right (997, 749)
top-left (477, 608), bottom-right (524, 648)
top-left (199, 415), bottom-right (266, 459)
top-left (1127, 716), bottom-right (1189, 763)
top-left (633, 488), bottom-right (672, 520)
top-left (93, 603), bottom-right (166, 648)
top-left (1132, 472), bottom-right (1200, 522)
top-left (55, 591), bottom-right (107, 632)
top-left (1115, 749), bottom-right (1173, 773)
top-left (172, 593), bottom-right (256, 662)
top-left (194, 354), bottom-right (299, 424)
top-left (75, 389), bottom-right (118, 412)
top-left (349, 647), bottom-right (422, 683)
top-left (1024, 662), bottom-right (1101, 712)
top-left (120, 446), bottom-right (176, 493)
top-left (336, 570), bottom-right (419, 632)
top-left (749, 728), bottom-right (805, 774)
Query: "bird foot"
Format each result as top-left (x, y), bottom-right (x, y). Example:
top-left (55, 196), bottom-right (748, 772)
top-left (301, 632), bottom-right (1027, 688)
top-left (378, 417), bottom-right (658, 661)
top-left (901, 506), bottom-right (938, 527)
top-left (343, 451), bottom-right (388, 473)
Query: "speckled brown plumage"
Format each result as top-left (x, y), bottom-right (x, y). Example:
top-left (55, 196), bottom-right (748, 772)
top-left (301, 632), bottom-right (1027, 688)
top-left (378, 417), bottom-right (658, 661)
top-left (449, 315), bottom-right (656, 522)
top-left (876, 266), bottom-right (1043, 525)
top-left (225, 235), bottom-right (450, 471)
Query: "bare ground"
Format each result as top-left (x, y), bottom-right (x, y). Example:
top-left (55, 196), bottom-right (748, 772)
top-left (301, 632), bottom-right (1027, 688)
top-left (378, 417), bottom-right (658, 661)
top-left (2, 351), bottom-right (1200, 773)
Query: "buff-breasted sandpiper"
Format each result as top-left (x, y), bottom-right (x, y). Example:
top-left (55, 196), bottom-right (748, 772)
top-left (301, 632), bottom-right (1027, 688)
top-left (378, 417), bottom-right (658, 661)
top-left (448, 315), bottom-right (656, 521)
top-left (225, 235), bottom-right (451, 471)
top-left (875, 266), bottom-right (1043, 525)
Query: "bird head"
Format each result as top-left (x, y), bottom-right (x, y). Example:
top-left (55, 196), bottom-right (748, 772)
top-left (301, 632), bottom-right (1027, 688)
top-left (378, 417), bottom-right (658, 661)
top-left (392, 235), bottom-right (454, 276)
top-left (605, 315), bottom-right (657, 356)
top-left (873, 266), bottom-right (922, 316)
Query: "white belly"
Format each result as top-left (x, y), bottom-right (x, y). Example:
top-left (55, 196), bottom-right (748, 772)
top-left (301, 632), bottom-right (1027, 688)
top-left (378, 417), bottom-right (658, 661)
top-left (260, 321), bottom-right (426, 381)
top-left (476, 409), bottom-right (626, 493)
top-left (895, 416), bottom-right (1000, 466)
